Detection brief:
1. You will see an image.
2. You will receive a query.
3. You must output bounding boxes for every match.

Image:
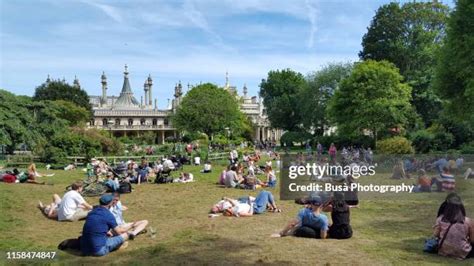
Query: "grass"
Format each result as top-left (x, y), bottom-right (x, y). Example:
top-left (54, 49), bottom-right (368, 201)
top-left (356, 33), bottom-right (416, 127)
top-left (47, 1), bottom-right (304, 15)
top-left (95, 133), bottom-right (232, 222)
top-left (0, 161), bottom-right (473, 265)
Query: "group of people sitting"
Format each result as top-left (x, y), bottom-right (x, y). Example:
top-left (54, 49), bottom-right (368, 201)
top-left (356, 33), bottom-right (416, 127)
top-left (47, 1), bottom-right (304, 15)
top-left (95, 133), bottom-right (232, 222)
top-left (219, 160), bottom-right (277, 190)
top-left (38, 180), bottom-right (148, 256)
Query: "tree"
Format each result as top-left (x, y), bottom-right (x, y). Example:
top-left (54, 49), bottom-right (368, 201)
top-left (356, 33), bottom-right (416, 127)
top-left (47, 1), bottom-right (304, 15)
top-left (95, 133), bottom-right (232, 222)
top-left (172, 83), bottom-right (244, 139)
top-left (434, 0), bottom-right (474, 128)
top-left (33, 79), bottom-right (92, 113)
top-left (327, 60), bottom-right (414, 141)
top-left (301, 62), bottom-right (353, 136)
top-left (259, 69), bottom-right (307, 131)
top-left (360, 2), bottom-right (449, 126)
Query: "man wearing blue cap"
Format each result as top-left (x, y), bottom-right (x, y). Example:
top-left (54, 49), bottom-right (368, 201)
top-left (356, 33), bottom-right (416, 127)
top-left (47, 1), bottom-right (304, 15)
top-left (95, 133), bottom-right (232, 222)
top-left (80, 194), bottom-right (138, 256)
top-left (272, 195), bottom-right (329, 239)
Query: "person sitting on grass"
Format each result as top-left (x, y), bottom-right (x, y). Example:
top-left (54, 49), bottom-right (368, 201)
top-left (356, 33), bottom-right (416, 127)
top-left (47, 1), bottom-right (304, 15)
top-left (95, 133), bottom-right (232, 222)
top-left (263, 166), bottom-right (277, 188)
top-left (38, 194), bottom-right (62, 219)
top-left (201, 161), bottom-right (212, 173)
top-left (431, 166), bottom-right (456, 192)
top-left (174, 172), bottom-right (194, 183)
top-left (224, 165), bottom-right (243, 188)
top-left (57, 181), bottom-right (93, 222)
top-left (324, 192), bottom-right (352, 239)
top-left (109, 193), bottom-right (148, 236)
top-left (414, 169), bottom-right (432, 193)
top-left (104, 172), bottom-right (119, 192)
top-left (433, 193), bottom-right (473, 260)
top-left (222, 190), bottom-right (281, 217)
top-left (273, 195), bottom-right (328, 239)
top-left (81, 194), bottom-right (137, 257)
top-left (27, 163), bottom-right (46, 185)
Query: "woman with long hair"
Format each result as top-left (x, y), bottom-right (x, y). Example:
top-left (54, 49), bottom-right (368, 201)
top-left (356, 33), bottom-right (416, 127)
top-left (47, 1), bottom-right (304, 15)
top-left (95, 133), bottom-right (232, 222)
top-left (433, 193), bottom-right (473, 260)
top-left (327, 192), bottom-right (352, 239)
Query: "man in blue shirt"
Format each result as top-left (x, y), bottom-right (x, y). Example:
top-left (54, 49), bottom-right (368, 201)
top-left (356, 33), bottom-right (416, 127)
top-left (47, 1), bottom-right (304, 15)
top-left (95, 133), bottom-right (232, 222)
top-left (273, 195), bottom-right (329, 239)
top-left (81, 194), bottom-right (134, 256)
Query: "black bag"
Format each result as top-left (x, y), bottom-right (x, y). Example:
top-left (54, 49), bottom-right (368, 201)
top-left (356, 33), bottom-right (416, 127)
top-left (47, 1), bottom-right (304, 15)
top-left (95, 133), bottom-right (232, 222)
top-left (118, 182), bottom-right (132, 193)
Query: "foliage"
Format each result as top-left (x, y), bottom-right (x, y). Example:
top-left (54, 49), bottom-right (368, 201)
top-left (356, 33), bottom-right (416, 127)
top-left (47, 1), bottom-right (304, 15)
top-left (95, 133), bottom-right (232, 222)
top-left (259, 69), bottom-right (307, 131)
top-left (360, 2), bottom-right (449, 126)
top-left (460, 141), bottom-right (474, 154)
top-left (33, 80), bottom-right (92, 113)
top-left (376, 137), bottom-right (414, 154)
top-left (173, 83), bottom-right (244, 139)
top-left (280, 131), bottom-right (312, 147)
top-left (327, 60), bottom-right (414, 140)
top-left (301, 62), bottom-right (353, 135)
top-left (410, 129), bottom-right (435, 153)
top-left (434, 0), bottom-right (474, 127)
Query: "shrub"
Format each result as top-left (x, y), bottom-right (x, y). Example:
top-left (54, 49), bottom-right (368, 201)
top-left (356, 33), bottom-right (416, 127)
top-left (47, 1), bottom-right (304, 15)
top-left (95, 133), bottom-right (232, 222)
top-left (280, 131), bottom-right (312, 147)
top-left (376, 137), bottom-right (414, 154)
top-left (410, 129), bottom-right (435, 153)
top-left (460, 141), bottom-right (474, 154)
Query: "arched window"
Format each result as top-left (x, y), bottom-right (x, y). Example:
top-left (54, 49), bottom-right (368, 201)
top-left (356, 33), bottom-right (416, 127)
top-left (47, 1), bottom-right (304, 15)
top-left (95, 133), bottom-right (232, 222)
top-left (102, 118), bottom-right (108, 126)
top-left (115, 119), bottom-right (121, 126)
top-left (128, 119), bottom-right (133, 126)
top-left (140, 119), bottom-right (146, 125)
top-left (164, 118), bottom-right (169, 126)
top-left (152, 119), bottom-right (157, 126)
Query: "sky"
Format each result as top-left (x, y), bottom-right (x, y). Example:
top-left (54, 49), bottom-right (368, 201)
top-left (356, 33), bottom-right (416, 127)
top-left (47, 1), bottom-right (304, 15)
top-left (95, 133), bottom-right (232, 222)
top-left (0, 0), bottom-right (454, 108)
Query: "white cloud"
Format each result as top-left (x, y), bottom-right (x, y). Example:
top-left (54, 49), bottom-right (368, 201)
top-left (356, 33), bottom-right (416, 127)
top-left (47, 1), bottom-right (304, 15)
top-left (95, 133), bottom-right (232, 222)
top-left (81, 0), bottom-right (123, 23)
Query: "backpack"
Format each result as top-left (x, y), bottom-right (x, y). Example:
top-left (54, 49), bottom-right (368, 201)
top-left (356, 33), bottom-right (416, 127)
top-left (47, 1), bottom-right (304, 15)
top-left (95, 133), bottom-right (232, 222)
top-left (118, 182), bottom-right (132, 193)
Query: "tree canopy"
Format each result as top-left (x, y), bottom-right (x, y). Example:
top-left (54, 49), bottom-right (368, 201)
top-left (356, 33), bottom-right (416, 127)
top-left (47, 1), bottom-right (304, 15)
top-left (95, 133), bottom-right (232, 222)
top-left (434, 0), bottom-right (474, 127)
top-left (259, 69), bottom-right (306, 131)
top-left (33, 79), bottom-right (92, 114)
top-left (172, 83), bottom-right (247, 139)
top-left (359, 1), bottom-right (449, 126)
top-left (301, 62), bottom-right (353, 136)
top-left (328, 60), bottom-right (414, 140)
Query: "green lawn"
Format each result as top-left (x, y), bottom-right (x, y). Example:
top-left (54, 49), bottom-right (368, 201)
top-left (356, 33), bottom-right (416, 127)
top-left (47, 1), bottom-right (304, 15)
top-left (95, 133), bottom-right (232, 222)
top-left (0, 162), bottom-right (473, 265)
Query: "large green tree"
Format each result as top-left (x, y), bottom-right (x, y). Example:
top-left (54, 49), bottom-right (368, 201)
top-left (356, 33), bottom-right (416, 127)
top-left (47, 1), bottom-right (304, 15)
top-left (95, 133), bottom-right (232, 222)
top-left (327, 60), bottom-right (414, 140)
top-left (33, 79), bottom-right (92, 113)
top-left (172, 83), bottom-right (245, 138)
top-left (434, 0), bottom-right (474, 128)
top-left (360, 1), bottom-right (449, 126)
top-left (259, 69), bottom-right (306, 131)
top-left (301, 62), bottom-right (353, 136)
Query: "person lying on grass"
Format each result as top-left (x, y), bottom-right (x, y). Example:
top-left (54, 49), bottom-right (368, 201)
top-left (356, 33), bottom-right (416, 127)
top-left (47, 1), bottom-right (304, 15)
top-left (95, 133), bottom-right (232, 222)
top-left (272, 195), bottom-right (328, 239)
top-left (221, 190), bottom-right (281, 217)
top-left (38, 194), bottom-right (62, 219)
top-left (80, 194), bottom-right (142, 257)
top-left (433, 193), bottom-right (474, 260)
top-left (58, 181), bottom-right (93, 222)
top-left (174, 172), bottom-right (194, 183)
top-left (109, 193), bottom-right (148, 237)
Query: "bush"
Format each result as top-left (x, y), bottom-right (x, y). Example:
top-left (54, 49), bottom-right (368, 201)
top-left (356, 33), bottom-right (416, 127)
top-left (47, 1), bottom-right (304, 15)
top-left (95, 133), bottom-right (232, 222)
top-left (376, 137), bottom-right (414, 154)
top-left (410, 129), bottom-right (435, 153)
top-left (280, 131), bottom-right (312, 147)
top-left (460, 141), bottom-right (474, 154)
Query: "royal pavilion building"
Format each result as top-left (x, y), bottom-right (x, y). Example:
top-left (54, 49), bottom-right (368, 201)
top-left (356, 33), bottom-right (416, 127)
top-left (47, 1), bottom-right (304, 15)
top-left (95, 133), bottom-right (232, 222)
top-left (85, 65), bottom-right (282, 144)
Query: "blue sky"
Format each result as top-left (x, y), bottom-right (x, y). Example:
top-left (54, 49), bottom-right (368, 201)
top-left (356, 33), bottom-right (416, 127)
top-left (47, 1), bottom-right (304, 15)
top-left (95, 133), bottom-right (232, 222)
top-left (0, 0), bottom-right (453, 108)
